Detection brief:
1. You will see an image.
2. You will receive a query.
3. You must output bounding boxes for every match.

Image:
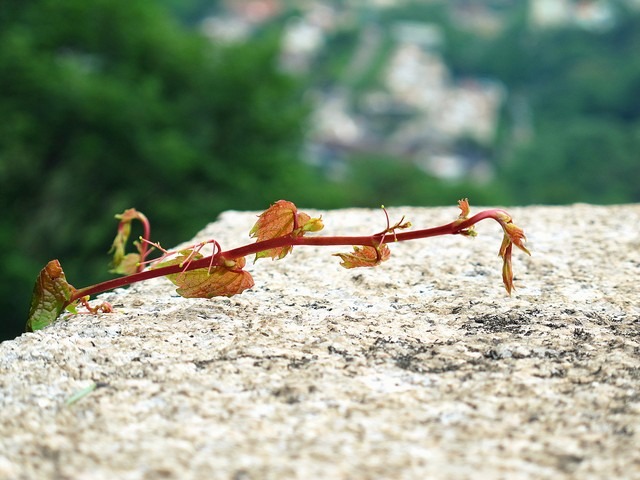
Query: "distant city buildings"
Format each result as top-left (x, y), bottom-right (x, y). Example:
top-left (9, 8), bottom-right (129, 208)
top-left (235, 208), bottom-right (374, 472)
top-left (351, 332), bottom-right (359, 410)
top-left (199, 0), bottom-right (636, 182)
top-left (530, 0), bottom-right (616, 30)
top-left (296, 10), bottom-right (504, 182)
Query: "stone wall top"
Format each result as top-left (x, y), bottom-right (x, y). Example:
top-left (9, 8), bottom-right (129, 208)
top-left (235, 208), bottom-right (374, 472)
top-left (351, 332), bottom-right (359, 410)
top-left (1, 204), bottom-right (639, 479)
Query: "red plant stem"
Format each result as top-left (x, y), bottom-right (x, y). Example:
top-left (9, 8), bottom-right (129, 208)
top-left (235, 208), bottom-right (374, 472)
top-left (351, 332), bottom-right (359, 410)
top-left (70, 209), bottom-right (507, 304)
top-left (136, 211), bottom-right (152, 270)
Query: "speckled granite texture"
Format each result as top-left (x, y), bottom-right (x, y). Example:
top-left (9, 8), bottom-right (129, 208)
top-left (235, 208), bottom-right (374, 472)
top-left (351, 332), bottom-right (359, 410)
top-left (1, 204), bottom-right (639, 480)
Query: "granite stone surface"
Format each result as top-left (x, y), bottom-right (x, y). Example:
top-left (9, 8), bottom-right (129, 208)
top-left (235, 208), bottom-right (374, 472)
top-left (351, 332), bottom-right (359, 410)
top-left (1, 204), bottom-right (639, 479)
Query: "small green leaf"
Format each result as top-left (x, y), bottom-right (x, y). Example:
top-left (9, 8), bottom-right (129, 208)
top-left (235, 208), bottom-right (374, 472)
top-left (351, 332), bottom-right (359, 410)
top-left (26, 260), bottom-right (77, 332)
top-left (300, 214), bottom-right (324, 233)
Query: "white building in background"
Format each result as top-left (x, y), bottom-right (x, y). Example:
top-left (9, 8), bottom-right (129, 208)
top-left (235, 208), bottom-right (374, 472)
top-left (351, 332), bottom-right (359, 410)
top-left (385, 43), bottom-right (449, 111)
top-left (200, 16), bottom-right (252, 42)
top-left (280, 3), bottom-right (340, 73)
top-left (281, 17), bottom-right (325, 73)
top-left (380, 29), bottom-right (504, 181)
top-left (529, 0), bottom-right (573, 27)
top-left (201, 0), bottom-right (284, 42)
top-left (201, 1), bottom-right (510, 182)
top-left (312, 90), bottom-right (363, 147)
top-left (384, 39), bottom-right (505, 143)
top-left (529, 0), bottom-right (616, 31)
top-left (434, 80), bottom-right (505, 143)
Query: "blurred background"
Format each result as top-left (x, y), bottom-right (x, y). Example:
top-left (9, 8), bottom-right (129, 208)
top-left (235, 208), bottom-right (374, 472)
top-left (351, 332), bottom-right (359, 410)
top-left (2, 0), bottom-right (640, 341)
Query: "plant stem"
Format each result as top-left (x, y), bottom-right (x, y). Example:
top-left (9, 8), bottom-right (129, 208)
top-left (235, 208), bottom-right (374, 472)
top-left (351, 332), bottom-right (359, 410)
top-left (70, 209), bottom-right (508, 305)
top-left (136, 211), bottom-right (152, 269)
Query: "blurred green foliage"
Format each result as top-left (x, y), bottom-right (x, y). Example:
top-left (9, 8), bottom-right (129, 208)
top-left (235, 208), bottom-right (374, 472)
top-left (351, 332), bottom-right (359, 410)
top-left (439, 2), bottom-right (640, 204)
top-left (498, 9), bottom-right (640, 204)
top-left (337, 154), bottom-right (501, 207)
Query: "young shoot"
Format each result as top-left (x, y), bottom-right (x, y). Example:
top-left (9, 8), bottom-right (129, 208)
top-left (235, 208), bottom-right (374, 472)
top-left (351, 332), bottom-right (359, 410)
top-left (26, 199), bottom-right (530, 332)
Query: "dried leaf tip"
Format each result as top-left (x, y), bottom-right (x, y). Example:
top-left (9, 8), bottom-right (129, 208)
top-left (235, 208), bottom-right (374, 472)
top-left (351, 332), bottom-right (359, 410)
top-left (494, 211), bottom-right (530, 295)
top-left (500, 240), bottom-right (515, 295)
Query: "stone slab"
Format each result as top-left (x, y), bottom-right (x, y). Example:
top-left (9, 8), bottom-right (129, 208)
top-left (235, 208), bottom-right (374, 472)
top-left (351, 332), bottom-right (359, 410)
top-left (1, 204), bottom-right (639, 479)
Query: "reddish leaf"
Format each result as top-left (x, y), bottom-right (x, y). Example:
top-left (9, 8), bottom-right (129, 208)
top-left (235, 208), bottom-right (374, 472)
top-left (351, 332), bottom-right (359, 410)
top-left (250, 200), bottom-right (323, 261)
top-left (453, 198), bottom-right (477, 237)
top-left (155, 251), bottom-right (254, 298)
top-left (458, 198), bottom-right (471, 218)
top-left (27, 260), bottom-right (77, 332)
top-left (333, 244), bottom-right (391, 269)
